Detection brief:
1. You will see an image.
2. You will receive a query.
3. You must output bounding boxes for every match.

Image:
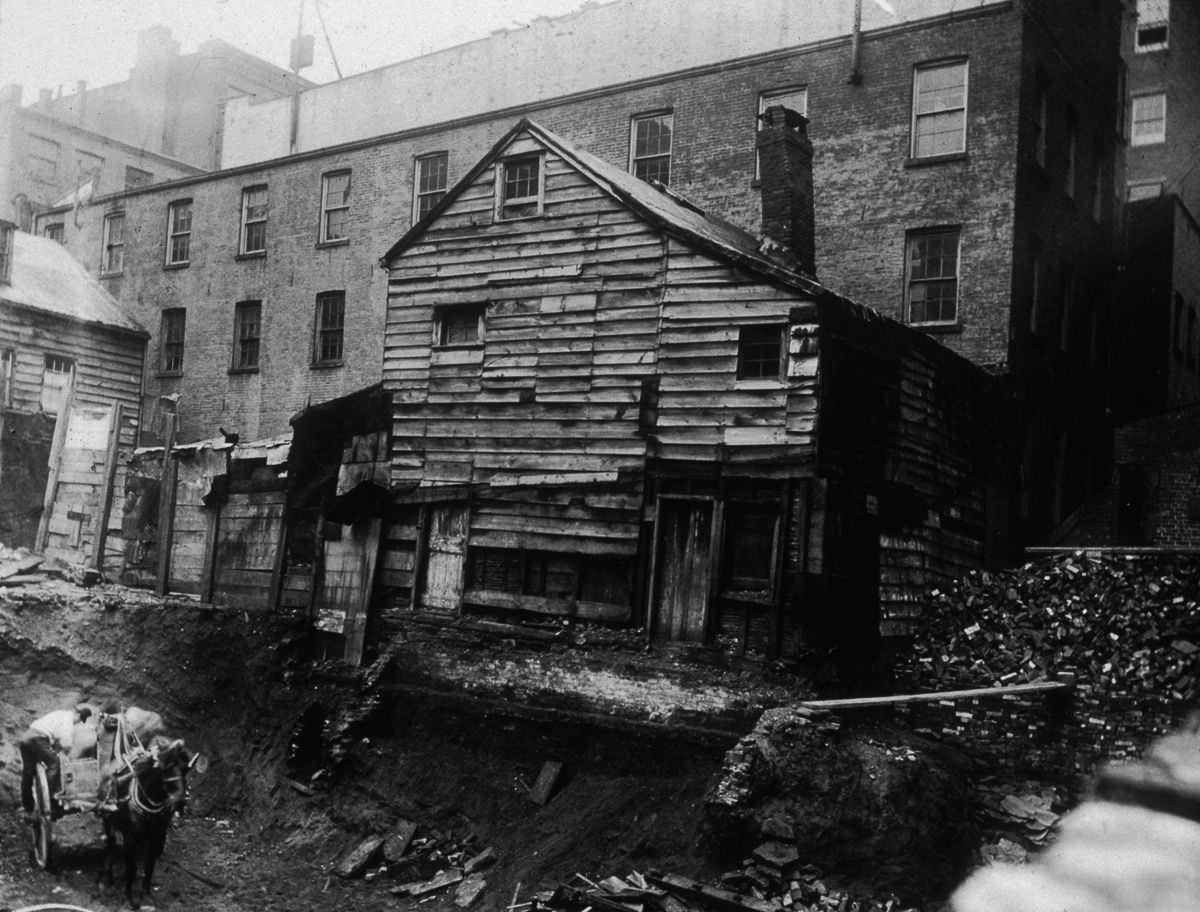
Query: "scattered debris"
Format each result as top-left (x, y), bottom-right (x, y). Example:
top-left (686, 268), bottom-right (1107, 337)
top-left (333, 834), bottom-right (385, 879)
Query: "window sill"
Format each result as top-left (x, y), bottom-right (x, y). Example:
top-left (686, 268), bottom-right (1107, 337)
top-left (163, 261), bottom-right (190, 271)
top-left (311, 360), bottom-right (344, 370)
top-left (156, 371), bottom-right (183, 379)
top-left (228, 367), bottom-right (260, 375)
top-left (316, 238), bottom-right (349, 250)
top-left (910, 321), bottom-right (963, 335)
top-left (99, 271), bottom-right (123, 279)
top-left (235, 251), bottom-right (266, 261)
top-left (905, 151), bottom-right (968, 169)
top-left (734, 378), bottom-right (786, 389)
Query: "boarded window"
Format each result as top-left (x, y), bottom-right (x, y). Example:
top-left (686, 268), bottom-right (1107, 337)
top-left (414, 152), bottom-right (448, 221)
top-left (160, 309), bottom-right (186, 374)
top-left (313, 291), bottom-right (345, 365)
top-left (905, 227), bottom-right (960, 324)
top-left (41, 354), bottom-right (74, 415)
top-left (467, 548), bottom-right (632, 608)
top-left (232, 300), bottom-right (262, 370)
top-left (26, 135), bottom-right (59, 183)
top-left (911, 60), bottom-right (967, 158)
top-left (630, 112), bottom-right (673, 184)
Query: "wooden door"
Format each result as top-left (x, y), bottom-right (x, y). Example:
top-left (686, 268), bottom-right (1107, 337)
top-left (653, 498), bottom-right (714, 642)
top-left (421, 505), bottom-right (469, 612)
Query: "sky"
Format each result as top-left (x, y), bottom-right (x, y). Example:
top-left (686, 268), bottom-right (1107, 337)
top-left (0, 0), bottom-right (596, 95)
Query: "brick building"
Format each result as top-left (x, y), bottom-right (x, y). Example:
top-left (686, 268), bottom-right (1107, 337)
top-left (1, 25), bottom-right (309, 229)
top-left (47, 0), bottom-right (1123, 545)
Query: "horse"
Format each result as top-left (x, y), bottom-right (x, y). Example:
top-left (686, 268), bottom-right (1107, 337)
top-left (99, 735), bottom-right (193, 909)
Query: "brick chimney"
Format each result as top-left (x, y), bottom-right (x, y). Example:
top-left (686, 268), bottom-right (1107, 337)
top-left (757, 105), bottom-right (816, 277)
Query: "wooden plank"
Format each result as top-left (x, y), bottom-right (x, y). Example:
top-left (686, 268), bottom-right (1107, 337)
top-left (799, 680), bottom-right (1074, 711)
top-left (36, 376), bottom-right (74, 550)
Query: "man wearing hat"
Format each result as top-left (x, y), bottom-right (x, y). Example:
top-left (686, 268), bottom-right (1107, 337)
top-left (18, 703), bottom-right (93, 819)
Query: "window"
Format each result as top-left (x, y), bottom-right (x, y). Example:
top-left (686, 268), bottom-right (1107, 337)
top-left (0, 221), bottom-right (13, 284)
top-left (43, 222), bottom-right (64, 244)
top-left (737, 324), bottom-right (785, 380)
top-left (756, 87), bottom-right (808, 180)
top-left (319, 171), bottom-right (350, 244)
top-left (1128, 180), bottom-right (1164, 201)
top-left (435, 304), bottom-right (484, 346)
top-left (159, 309), bottom-right (186, 374)
top-left (165, 199), bottom-right (192, 266)
top-left (41, 355), bottom-right (74, 415)
top-left (1063, 107), bottom-right (1077, 198)
top-left (905, 227), bottom-right (960, 324)
top-left (239, 185), bottom-right (268, 255)
top-left (466, 548), bottom-right (632, 610)
top-left (0, 349), bottom-right (12, 407)
top-left (26, 135), bottom-right (59, 183)
top-left (911, 60), bottom-right (968, 159)
top-left (232, 300), bottom-right (262, 371)
top-left (496, 155), bottom-right (543, 221)
top-left (1130, 93), bottom-right (1166, 146)
top-left (1136, 0), bottom-right (1169, 51)
top-left (1033, 82), bottom-right (1047, 168)
top-left (125, 166), bottom-right (153, 189)
top-left (720, 500), bottom-right (781, 599)
top-left (313, 291), bottom-right (345, 366)
top-left (414, 152), bottom-right (449, 222)
top-left (101, 212), bottom-right (125, 275)
top-left (630, 112), bottom-right (673, 184)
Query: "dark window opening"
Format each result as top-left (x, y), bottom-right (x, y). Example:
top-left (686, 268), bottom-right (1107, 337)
top-left (160, 309), bottom-right (186, 374)
top-left (738, 324), bottom-right (785, 380)
top-left (233, 300), bottom-right (262, 371)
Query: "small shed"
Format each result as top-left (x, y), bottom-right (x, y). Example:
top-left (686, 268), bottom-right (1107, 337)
top-left (0, 223), bottom-right (146, 562)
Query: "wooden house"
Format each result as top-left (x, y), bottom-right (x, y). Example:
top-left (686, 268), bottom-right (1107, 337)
top-left (0, 221), bottom-right (146, 562)
top-left (376, 114), bottom-right (1004, 672)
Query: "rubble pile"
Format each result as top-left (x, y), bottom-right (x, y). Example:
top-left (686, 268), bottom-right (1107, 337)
top-left (902, 551), bottom-right (1200, 696)
top-left (332, 816), bottom-right (497, 907)
top-left (972, 778), bottom-right (1064, 866)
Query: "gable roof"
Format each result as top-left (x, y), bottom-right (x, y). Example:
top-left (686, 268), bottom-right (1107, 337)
top-left (0, 230), bottom-right (146, 337)
top-left (381, 118), bottom-right (828, 297)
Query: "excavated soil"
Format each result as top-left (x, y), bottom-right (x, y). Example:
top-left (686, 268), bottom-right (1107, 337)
top-left (0, 581), bottom-right (731, 912)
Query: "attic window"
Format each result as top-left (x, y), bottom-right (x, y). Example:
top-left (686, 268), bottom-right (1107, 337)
top-left (496, 154), bottom-right (543, 221)
top-left (1135, 0), bottom-right (1169, 51)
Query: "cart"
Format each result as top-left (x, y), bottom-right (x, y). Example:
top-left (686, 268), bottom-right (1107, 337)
top-left (29, 754), bottom-right (104, 870)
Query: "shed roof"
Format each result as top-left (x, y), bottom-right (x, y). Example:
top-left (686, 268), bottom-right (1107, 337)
top-left (0, 230), bottom-right (146, 336)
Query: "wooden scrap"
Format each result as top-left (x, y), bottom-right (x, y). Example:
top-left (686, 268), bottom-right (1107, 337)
top-left (528, 760), bottom-right (565, 805)
top-left (0, 575), bottom-right (44, 587)
top-left (283, 777), bottom-right (314, 797)
top-left (464, 846), bottom-right (497, 874)
top-left (0, 555), bottom-right (43, 580)
top-left (646, 872), bottom-right (778, 912)
top-left (396, 868), bottom-right (464, 897)
top-left (333, 835), bottom-right (385, 879)
top-left (455, 872), bottom-right (488, 908)
top-left (383, 818), bottom-right (419, 863)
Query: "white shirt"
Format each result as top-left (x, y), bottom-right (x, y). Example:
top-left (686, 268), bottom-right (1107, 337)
top-left (30, 709), bottom-right (77, 752)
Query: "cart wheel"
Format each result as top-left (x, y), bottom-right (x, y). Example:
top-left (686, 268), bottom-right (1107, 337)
top-left (30, 762), bottom-right (54, 871)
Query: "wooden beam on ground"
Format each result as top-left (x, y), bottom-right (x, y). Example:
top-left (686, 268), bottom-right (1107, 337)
top-left (798, 678), bottom-right (1074, 712)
